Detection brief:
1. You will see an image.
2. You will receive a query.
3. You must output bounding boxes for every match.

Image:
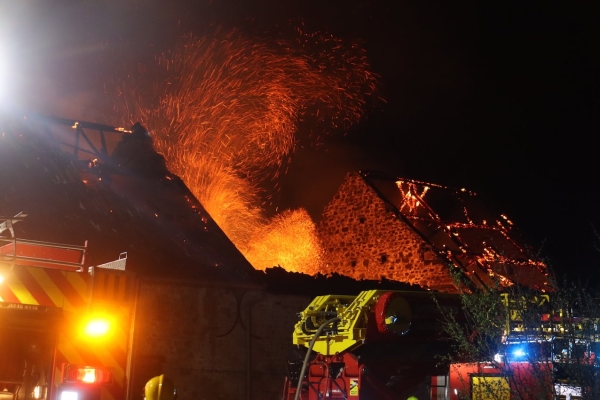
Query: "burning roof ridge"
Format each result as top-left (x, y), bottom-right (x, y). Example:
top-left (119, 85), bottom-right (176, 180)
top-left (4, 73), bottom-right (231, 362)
top-left (359, 169), bottom-right (477, 196)
top-left (354, 170), bottom-right (551, 292)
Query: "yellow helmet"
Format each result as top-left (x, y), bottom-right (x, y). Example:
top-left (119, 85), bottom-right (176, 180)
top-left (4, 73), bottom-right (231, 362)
top-left (407, 397), bottom-right (419, 400)
top-left (144, 375), bottom-right (177, 400)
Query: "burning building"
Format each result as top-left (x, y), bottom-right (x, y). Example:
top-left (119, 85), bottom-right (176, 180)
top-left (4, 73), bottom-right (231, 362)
top-left (317, 170), bottom-right (552, 293)
top-left (0, 113), bottom-right (294, 400)
top-left (0, 114), bottom-right (412, 400)
top-left (0, 112), bottom-right (551, 400)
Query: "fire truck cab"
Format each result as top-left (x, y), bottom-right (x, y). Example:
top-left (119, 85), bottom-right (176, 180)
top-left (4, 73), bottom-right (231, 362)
top-left (0, 215), bottom-right (133, 400)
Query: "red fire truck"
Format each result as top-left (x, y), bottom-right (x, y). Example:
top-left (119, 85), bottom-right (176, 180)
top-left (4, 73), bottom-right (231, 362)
top-left (0, 214), bottom-right (134, 400)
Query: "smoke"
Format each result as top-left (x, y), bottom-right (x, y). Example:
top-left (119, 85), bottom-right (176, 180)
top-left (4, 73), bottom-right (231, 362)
top-left (109, 27), bottom-right (380, 272)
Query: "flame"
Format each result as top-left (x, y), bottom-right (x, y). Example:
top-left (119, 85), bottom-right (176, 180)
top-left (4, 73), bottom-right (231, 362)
top-left (244, 209), bottom-right (322, 273)
top-left (395, 178), bottom-right (549, 289)
top-left (110, 27), bottom-right (379, 273)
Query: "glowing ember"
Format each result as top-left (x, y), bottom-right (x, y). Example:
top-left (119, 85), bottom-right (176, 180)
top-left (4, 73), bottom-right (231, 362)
top-left (109, 28), bottom-right (379, 273)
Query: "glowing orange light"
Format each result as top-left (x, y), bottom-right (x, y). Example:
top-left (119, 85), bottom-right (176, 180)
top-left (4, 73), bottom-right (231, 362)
top-left (84, 318), bottom-right (110, 337)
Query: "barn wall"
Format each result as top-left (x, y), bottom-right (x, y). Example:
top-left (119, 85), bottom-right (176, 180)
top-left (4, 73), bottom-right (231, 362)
top-left (132, 282), bottom-right (311, 400)
top-left (317, 173), bottom-right (455, 292)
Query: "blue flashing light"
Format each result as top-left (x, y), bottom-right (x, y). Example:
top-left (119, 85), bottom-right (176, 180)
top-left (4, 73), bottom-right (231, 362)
top-left (512, 348), bottom-right (526, 359)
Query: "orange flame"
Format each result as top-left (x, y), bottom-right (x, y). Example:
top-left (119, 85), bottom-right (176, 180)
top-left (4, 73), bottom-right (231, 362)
top-left (110, 28), bottom-right (379, 273)
top-left (244, 209), bottom-right (322, 273)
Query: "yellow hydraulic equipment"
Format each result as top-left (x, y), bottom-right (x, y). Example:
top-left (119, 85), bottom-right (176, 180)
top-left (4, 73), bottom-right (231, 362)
top-left (292, 290), bottom-right (412, 355)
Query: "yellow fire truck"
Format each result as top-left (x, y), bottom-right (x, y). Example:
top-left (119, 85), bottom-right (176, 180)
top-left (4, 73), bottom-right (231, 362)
top-left (0, 214), bottom-right (134, 400)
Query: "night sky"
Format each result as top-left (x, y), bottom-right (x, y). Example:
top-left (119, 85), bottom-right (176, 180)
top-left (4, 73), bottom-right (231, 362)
top-left (2, 1), bottom-right (599, 281)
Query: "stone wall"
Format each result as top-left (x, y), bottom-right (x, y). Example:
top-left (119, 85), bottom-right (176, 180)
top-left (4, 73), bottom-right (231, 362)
top-left (317, 172), bottom-right (455, 291)
top-left (132, 282), bottom-right (311, 400)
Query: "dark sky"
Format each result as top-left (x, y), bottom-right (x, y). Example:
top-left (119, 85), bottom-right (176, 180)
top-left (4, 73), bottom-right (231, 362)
top-left (2, 1), bottom-right (599, 280)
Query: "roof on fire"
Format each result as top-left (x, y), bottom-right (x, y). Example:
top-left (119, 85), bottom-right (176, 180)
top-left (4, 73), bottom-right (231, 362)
top-left (359, 170), bottom-right (552, 292)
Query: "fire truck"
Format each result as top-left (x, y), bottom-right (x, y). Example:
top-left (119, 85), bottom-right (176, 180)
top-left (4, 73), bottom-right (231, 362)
top-left (281, 290), bottom-right (461, 400)
top-left (445, 292), bottom-right (600, 400)
top-left (282, 290), bottom-right (600, 400)
top-left (0, 214), bottom-right (134, 400)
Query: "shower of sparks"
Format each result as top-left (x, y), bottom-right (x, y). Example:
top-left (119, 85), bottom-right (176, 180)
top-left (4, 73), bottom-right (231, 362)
top-left (110, 27), bottom-right (379, 272)
top-left (173, 154), bottom-right (266, 247)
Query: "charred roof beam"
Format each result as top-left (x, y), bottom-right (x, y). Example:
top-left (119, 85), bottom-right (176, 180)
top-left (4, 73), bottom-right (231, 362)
top-left (27, 114), bottom-right (130, 164)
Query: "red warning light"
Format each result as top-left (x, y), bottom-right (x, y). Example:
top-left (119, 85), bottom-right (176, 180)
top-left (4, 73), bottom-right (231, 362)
top-left (63, 364), bottom-right (113, 385)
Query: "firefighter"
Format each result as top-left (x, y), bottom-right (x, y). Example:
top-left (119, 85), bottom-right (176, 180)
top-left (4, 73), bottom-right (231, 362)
top-left (144, 374), bottom-right (177, 400)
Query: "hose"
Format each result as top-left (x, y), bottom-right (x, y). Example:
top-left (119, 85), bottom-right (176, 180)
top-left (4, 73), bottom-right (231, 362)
top-left (294, 317), bottom-right (341, 400)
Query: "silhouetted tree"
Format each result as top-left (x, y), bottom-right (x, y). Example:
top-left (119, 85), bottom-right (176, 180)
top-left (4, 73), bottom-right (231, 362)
top-left (436, 269), bottom-right (600, 399)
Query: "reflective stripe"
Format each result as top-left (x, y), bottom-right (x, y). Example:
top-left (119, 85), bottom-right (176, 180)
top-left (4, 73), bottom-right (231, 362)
top-left (1, 265), bottom-right (131, 400)
top-left (28, 267), bottom-right (65, 307)
top-left (7, 275), bottom-right (39, 304)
